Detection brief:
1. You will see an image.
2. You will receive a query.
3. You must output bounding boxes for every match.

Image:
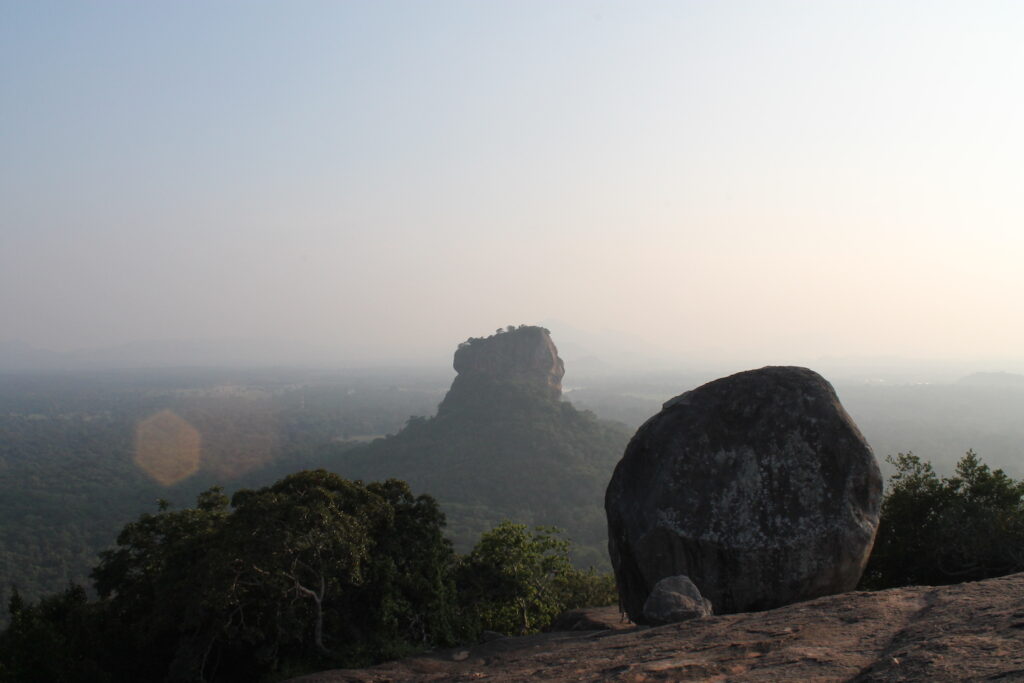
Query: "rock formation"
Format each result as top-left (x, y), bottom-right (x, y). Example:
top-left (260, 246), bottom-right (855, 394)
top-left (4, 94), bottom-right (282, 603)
top-left (336, 325), bottom-right (628, 567)
top-left (605, 366), bottom-right (882, 621)
top-left (438, 326), bottom-right (564, 413)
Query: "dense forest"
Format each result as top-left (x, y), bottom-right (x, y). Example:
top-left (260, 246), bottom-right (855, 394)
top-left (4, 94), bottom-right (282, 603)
top-left (3, 449), bottom-right (1022, 681)
top-left (0, 369), bottom-right (445, 609)
top-left (0, 354), bottom-right (633, 609)
top-left (0, 470), bottom-right (615, 682)
top-left (332, 379), bottom-right (631, 568)
top-left (4, 366), bottom-right (1024, 624)
top-left (3, 362), bottom-right (1024, 681)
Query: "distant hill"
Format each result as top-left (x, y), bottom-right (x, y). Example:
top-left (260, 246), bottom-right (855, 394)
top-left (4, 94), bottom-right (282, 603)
top-left (331, 326), bottom-right (632, 569)
top-left (956, 371), bottom-right (1024, 387)
top-left (0, 340), bottom-right (66, 371)
top-left (0, 338), bottom-right (343, 372)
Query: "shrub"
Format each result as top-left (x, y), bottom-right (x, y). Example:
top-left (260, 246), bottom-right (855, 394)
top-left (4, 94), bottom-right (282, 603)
top-left (861, 450), bottom-right (1024, 589)
top-left (456, 522), bottom-right (616, 637)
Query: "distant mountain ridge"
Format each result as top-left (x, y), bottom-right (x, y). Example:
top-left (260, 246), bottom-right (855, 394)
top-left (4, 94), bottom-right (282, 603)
top-left (0, 340), bottom-right (67, 371)
top-left (0, 338), bottom-right (340, 371)
top-left (956, 371), bottom-right (1024, 387)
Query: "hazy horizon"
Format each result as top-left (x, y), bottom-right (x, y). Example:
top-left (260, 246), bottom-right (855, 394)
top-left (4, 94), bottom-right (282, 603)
top-left (4, 2), bottom-right (1024, 373)
top-left (4, 326), bottom-right (1022, 386)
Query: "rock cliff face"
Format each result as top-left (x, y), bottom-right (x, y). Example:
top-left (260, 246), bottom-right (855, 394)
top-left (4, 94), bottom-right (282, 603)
top-left (438, 326), bottom-right (565, 413)
top-left (606, 366), bottom-right (882, 620)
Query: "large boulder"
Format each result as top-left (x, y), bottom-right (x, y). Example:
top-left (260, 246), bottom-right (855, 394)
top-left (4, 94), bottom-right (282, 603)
top-left (605, 366), bottom-right (882, 621)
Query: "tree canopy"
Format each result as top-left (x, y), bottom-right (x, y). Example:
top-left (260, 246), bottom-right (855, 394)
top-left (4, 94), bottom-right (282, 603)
top-left (1, 472), bottom-right (615, 682)
top-left (456, 522), bottom-right (615, 637)
top-left (1, 472), bottom-right (460, 682)
top-left (861, 450), bottom-right (1024, 589)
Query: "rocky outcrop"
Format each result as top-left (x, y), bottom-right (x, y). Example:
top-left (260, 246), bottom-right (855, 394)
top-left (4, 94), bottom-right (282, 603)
top-left (606, 366), bottom-right (882, 621)
top-left (642, 575), bottom-right (712, 625)
top-left (337, 326), bottom-right (628, 565)
top-left (291, 572), bottom-right (1024, 682)
top-left (438, 326), bottom-right (564, 413)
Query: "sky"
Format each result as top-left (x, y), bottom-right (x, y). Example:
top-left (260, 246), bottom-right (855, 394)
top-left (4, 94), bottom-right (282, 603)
top-left (3, 1), bottom-right (1024, 370)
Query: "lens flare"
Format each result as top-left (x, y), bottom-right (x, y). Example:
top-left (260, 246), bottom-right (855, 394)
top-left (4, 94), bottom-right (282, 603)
top-left (134, 410), bottom-right (201, 485)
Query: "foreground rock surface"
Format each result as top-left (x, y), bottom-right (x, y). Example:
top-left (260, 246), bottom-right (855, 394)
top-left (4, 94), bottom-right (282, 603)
top-left (545, 606), bottom-right (631, 633)
top-left (606, 366), bottom-right (882, 619)
top-left (290, 572), bottom-right (1024, 682)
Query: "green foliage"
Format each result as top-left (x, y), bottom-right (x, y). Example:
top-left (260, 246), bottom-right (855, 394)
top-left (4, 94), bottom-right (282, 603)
top-left (338, 385), bottom-right (631, 570)
top-left (3, 472), bottom-right (460, 682)
top-left (0, 584), bottom-right (108, 683)
top-left (218, 471), bottom-right (393, 668)
top-left (1, 496), bottom-right (616, 681)
top-left (0, 363), bottom-right (624, 679)
top-left (0, 359), bottom-right (621, 622)
top-left (862, 450), bottom-right (1024, 589)
top-left (0, 369), bottom-right (443, 613)
top-left (360, 480), bottom-right (460, 653)
top-left (558, 566), bottom-right (618, 610)
top-left (456, 522), bottom-right (616, 637)
top-left (90, 486), bottom-right (233, 681)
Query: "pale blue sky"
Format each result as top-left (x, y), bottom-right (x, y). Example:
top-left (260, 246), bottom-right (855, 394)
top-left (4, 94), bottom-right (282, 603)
top-left (3, 1), bottom-right (1023, 368)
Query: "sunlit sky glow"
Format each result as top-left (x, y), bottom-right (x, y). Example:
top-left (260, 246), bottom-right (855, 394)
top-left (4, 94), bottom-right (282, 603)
top-left (3, 1), bottom-right (1023, 370)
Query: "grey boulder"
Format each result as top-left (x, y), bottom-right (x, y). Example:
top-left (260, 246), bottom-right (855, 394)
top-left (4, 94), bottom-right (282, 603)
top-left (606, 366), bottom-right (882, 622)
top-left (642, 575), bottom-right (713, 625)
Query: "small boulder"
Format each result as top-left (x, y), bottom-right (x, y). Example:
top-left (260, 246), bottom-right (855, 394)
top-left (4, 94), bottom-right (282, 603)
top-left (642, 575), bottom-right (713, 625)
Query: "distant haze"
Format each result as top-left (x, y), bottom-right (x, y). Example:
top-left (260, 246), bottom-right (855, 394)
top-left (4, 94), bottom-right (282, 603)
top-left (3, 2), bottom-right (1024, 373)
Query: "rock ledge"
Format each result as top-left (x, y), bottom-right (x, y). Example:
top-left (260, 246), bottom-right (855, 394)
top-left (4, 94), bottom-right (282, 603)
top-left (289, 572), bottom-right (1024, 682)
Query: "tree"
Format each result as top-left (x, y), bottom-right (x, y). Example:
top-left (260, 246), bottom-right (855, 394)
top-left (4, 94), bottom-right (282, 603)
top-left (171, 469), bottom-right (393, 679)
top-left (2, 471), bottom-right (615, 681)
top-left (90, 486), bottom-right (231, 681)
top-left (359, 480), bottom-right (460, 655)
top-left (82, 471), bottom-right (458, 681)
top-left (861, 450), bottom-right (1024, 589)
top-left (0, 584), bottom-right (107, 683)
top-left (456, 522), bottom-right (614, 636)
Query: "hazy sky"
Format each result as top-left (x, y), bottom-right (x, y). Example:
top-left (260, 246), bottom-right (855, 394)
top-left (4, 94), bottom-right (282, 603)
top-left (3, 1), bottom-right (1023, 368)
